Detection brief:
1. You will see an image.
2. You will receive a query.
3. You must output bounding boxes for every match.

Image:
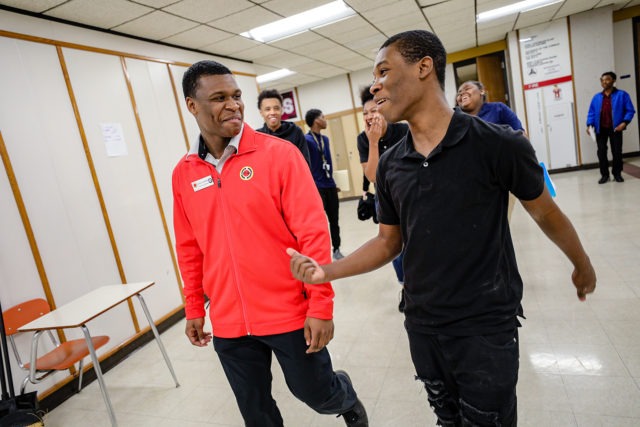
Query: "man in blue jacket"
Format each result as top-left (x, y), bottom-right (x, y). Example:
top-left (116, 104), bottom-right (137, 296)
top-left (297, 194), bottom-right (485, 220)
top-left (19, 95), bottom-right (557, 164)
top-left (587, 71), bottom-right (635, 183)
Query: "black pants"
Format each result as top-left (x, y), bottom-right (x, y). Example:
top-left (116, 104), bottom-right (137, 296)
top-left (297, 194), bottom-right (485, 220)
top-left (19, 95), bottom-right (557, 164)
top-left (407, 328), bottom-right (519, 426)
top-left (596, 128), bottom-right (623, 178)
top-left (318, 187), bottom-right (341, 251)
top-left (213, 329), bottom-right (357, 427)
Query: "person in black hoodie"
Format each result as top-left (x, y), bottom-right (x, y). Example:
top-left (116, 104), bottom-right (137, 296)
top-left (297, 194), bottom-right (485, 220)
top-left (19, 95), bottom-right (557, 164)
top-left (256, 89), bottom-right (311, 166)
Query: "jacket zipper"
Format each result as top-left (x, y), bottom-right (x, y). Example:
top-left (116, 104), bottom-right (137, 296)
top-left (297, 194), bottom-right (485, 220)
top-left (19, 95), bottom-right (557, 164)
top-left (216, 160), bottom-right (252, 335)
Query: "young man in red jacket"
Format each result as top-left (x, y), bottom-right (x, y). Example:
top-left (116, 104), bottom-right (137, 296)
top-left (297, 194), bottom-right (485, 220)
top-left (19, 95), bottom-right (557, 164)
top-left (172, 60), bottom-right (367, 427)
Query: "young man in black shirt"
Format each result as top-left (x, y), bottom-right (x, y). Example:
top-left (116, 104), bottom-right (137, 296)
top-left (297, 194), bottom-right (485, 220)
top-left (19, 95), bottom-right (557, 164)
top-left (288, 30), bottom-right (596, 426)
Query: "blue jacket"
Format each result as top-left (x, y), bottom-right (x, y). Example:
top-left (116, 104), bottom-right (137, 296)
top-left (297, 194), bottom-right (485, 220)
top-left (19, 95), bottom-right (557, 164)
top-left (587, 88), bottom-right (635, 133)
top-left (477, 102), bottom-right (524, 131)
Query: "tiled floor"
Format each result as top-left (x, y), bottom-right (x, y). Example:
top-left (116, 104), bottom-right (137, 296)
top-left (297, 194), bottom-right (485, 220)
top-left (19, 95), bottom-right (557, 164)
top-left (44, 160), bottom-right (640, 426)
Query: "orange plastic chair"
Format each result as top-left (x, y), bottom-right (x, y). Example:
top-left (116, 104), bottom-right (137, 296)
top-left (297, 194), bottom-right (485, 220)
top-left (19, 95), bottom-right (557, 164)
top-left (3, 298), bottom-right (109, 394)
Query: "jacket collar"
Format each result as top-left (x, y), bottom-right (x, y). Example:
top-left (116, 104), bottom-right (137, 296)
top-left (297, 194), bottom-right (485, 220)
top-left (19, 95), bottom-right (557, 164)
top-left (187, 123), bottom-right (245, 158)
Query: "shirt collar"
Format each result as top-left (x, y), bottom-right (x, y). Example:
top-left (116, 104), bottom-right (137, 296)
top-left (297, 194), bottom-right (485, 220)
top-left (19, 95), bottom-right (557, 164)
top-left (399, 110), bottom-right (469, 158)
top-left (187, 123), bottom-right (244, 159)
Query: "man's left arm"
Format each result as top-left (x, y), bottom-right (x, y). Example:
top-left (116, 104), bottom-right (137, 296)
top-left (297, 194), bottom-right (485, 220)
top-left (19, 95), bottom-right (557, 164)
top-left (614, 92), bottom-right (636, 132)
top-left (520, 187), bottom-right (596, 301)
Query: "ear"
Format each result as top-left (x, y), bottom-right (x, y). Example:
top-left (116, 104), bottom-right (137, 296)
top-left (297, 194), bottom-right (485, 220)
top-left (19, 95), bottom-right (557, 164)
top-left (186, 97), bottom-right (197, 115)
top-left (417, 56), bottom-right (433, 80)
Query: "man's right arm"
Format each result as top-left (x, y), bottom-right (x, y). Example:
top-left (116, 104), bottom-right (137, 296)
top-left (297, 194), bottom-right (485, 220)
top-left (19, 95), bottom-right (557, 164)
top-left (288, 223), bottom-right (402, 284)
top-left (172, 168), bottom-right (207, 319)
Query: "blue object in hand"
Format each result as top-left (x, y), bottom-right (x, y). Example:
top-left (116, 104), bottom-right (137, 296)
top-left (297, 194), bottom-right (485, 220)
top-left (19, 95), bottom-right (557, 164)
top-left (540, 162), bottom-right (556, 197)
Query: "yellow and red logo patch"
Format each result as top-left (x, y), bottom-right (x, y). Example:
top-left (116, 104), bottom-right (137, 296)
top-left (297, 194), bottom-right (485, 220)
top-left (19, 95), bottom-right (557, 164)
top-left (239, 166), bottom-right (253, 180)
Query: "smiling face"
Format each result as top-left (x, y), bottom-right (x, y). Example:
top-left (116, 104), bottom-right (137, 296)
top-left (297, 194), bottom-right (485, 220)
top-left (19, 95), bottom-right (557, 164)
top-left (186, 73), bottom-right (243, 144)
top-left (456, 81), bottom-right (484, 115)
top-left (362, 99), bottom-right (378, 125)
top-left (259, 97), bottom-right (283, 131)
top-left (371, 44), bottom-right (425, 124)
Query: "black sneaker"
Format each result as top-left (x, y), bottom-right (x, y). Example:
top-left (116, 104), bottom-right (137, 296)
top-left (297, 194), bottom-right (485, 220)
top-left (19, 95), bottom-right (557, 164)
top-left (335, 370), bottom-right (368, 427)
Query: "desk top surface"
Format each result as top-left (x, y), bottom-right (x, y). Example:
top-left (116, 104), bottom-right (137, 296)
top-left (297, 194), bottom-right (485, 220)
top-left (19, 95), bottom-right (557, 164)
top-left (18, 281), bottom-right (155, 331)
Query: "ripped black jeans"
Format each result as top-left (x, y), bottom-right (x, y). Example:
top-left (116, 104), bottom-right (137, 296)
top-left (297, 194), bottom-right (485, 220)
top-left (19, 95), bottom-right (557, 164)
top-left (407, 328), bottom-right (519, 426)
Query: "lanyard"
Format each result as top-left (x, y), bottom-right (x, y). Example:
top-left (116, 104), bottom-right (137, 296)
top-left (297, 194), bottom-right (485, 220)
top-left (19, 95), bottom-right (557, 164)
top-left (311, 132), bottom-right (327, 163)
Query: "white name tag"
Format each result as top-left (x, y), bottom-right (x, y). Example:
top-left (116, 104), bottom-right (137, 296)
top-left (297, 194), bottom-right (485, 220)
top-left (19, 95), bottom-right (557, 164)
top-left (192, 175), bottom-right (214, 192)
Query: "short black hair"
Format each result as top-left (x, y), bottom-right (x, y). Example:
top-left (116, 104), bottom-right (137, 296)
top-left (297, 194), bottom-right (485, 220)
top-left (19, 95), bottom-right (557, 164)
top-left (257, 89), bottom-right (283, 109)
top-left (305, 109), bottom-right (322, 128)
top-left (360, 85), bottom-right (374, 106)
top-left (380, 30), bottom-right (447, 90)
top-left (601, 71), bottom-right (617, 81)
top-left (182, 60), bottom-right (232, 99)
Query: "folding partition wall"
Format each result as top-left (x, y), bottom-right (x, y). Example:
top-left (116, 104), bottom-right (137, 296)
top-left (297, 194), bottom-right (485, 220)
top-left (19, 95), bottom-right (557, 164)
top-left (0, 30), bottom-right (258, 397)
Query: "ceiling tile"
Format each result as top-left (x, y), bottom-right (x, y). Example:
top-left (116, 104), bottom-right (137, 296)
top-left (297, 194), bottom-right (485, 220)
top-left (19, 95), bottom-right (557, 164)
top-left (553, 0), bottom-right (600, 19)
top-left (161, 25), bottom-right (234, 49)
top-left (235, 43), bottom-right (282, 61)
top-left (513, 5), bottom-right (560, 29)
top-left (363, 0), bottom-right (422, 22)
top-left (288, 39), bottom-right (341, 56)
top-left (290, 61), bottom-right (346, 77)
top-left (44, 0), bottom-right (152, 28)
top-left (131, 0), bottom-right (176, 7)
top-left (199, 35), bottom-right (262, 56)
top-left (252, 51), bottom-right (316, 68)
top-left (347, 0), bottom-right (409, 13)
top-left (208, 6), bottom-right (280, 33)
top-left (0, 0), bottom-right (66, 13)
top-left (112, 10), bottom-right (197, 39)
top-left (376, 12), bottom-right (432, 35)
top-left (261, 0), bottom-right (330, 17)
top-left (162, 0), bottom-right (253, 23)
top-left (269, 31), bottom-right (325, 49)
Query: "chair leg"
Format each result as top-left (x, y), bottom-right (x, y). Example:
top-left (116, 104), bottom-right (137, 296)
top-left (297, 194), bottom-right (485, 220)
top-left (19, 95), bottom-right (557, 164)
top-left (20, 375), bottom-right (30, 394)
top-left (78, 360), bottom-right (84, 393)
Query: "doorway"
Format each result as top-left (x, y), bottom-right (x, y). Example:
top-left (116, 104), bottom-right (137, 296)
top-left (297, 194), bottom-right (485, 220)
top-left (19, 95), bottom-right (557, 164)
top-left (453, 51), bottom-right (510, 106)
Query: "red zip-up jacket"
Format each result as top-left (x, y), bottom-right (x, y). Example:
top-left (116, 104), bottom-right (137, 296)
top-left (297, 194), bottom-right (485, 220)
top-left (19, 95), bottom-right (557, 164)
top-left (172, 124), bottom-right (334, 338)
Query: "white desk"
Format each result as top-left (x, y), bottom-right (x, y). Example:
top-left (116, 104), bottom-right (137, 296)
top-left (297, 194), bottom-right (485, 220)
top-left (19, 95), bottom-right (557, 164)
top-left (19, 281), bottom-right (180, 426)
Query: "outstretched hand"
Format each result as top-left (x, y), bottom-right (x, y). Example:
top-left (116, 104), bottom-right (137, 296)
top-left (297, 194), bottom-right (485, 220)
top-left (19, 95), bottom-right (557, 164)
top-left (286, 248), bottom-right (327, 284)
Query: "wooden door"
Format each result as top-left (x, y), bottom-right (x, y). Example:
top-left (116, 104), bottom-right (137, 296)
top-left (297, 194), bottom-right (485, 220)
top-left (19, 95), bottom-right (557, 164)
top-left (477, 53), bottom-right (507, 104)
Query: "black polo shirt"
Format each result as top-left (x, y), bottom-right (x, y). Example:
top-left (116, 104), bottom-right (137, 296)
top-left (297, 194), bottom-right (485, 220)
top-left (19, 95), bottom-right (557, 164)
top-left (376, 111), bottom-right (544, 336)
top-left (357, 122), bottom-right (409, 163)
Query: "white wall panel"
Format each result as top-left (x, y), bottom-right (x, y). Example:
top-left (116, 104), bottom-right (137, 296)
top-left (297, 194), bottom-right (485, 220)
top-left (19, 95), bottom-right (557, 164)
top-left (570, 6), bottom-right (615, 165)
top-left (614, 19), bottom-right (639, 153)
top-left (124, 57), bottom-right (186, 310)
top-left (297, 74), bottom-right (353, 117)
top-left (507, 31), bottom-right (528, 131)
top-left (168, 64), bottom-right (200, 147)
top-left (62, 47), bottom-right (182, 323)
top-left (125, 59), bottom-right (187, 246)
top-left (0, 37), bottom-right (123, 393)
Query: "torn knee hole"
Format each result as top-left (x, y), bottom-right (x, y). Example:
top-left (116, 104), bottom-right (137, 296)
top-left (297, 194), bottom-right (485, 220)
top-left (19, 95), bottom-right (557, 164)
top-left (460, 398), bottom-right (499, 426)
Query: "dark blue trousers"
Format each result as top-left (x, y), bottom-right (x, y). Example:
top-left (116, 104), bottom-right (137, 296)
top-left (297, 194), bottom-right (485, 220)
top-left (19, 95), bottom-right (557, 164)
top-left (407, 328), bottom-right (519, 426)
top-left (213, 328), bottom-right (357, 427)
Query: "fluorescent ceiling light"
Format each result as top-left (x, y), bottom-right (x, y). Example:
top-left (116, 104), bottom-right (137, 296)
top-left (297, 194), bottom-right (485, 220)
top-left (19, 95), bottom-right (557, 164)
top-left (241, 0), bottom-right (356, 43)
top-left (477, 0), bottom-right (562, 23)
top-left (256, 69), bottom-right (296, 84)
